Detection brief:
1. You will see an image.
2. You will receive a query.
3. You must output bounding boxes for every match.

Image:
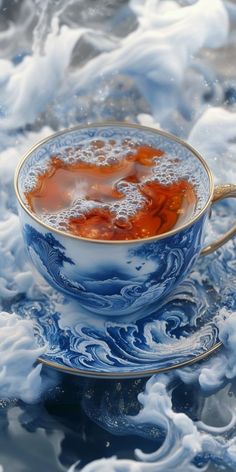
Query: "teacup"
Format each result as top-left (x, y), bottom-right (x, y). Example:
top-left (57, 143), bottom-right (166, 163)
top-left (15, 123), bottom-right (236, 317)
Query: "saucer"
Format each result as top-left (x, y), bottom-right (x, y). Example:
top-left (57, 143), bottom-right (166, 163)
top-left (11, 239), bottom-right (235, 378)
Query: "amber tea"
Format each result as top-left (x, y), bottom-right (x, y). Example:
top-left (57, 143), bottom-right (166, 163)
top-left (24, 139), bottom-right (197, 241)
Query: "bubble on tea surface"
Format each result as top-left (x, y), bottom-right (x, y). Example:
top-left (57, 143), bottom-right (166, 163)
top-left (22, 135), bottom-right (209, 239)
top-left (56, 138), bottom-right (136, 167)
top-left (113, 181), bottom-right (147, 217)
top-left (23, 160), bottom-right (50, 194)
top-left (148, 154), bottom-right (206, 212)
top-left (114, 214), bottom-right (132, 230)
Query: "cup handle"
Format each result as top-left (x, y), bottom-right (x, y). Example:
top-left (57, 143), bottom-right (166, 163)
top-left (201, 184), bottom-right (236, 256)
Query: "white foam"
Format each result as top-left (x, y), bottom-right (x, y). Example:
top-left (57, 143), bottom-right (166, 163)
top-left (21, 138), bottom-right (136, 194)
top-left (70, 0), bottom-right (229, 121)
top-left (79, 349), bottom-right (236, 471)
top-left (0, 0), bottom-right (228, 132)
top-left (149, 155), bottom-right (207, 212)
top-left (0, 19), bottom-right (89, 130)
top-left (189, 107), bottom-right (236, 185)
top-left (59, 138), bottom-right (136, 166)
top-left (0, 311), bottom-right (45, 403)
top-left (78, 312), bottom-right (236, 472)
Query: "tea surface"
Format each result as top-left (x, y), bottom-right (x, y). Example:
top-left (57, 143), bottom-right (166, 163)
top-left (25, 140), bottom-right (197, 240)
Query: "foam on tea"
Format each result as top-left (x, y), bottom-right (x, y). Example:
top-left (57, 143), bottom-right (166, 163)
top-left (24, 139), bottom-right (198, 240)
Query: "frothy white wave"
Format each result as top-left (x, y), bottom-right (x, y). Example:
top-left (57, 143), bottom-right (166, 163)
top-left (0, 20), bottom-right (88, 129)
top-left (189, 107), bottom-right (236, 184)
top-left (0, 127), bottom-right (53, 299)
top-left (0, 126), bottom-right (57, 407)
top-left (78, 311), bottom-right (236, 471)
top-left (0, 312), bottom-right (45, 403)
top-left (0, 0), bottom-right (230, 130)
top-left (72, 0), bottom-right (229, 121)
top-left (198, 311), bottom-right (236, 392)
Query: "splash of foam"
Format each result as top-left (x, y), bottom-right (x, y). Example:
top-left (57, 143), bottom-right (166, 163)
top-left (197, 310), bottom-right (236, 392)
top-left (0, 0), bottom-right (229, 130)
top-left (189, 107), bottom-right (236, 184)
top-left (72, 0), bottom-right (229, 121)
top-left (78, 311), bottom-right (236, 472)
top-left (0, 127), bottom-right (53, 299)
top-left (0, 312), bottom-right (46, 403)
top-left (0, 126), bottom-right (58, 405)
top-left (0, 19), bottom-right (88, 128)
top-left (79, 375), bottom-right (236, 472)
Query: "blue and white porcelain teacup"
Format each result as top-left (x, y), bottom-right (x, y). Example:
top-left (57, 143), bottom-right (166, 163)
top-left (15, 124), bottom-right (236, 317)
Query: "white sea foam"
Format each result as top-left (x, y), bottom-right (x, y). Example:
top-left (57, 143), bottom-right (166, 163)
top-left (0, 312), bottom-right (45, 403)
top-left (0, 126), bottom-right (57, 407)
top-left (198, 310), bottom-right (236, 392)
top-left (0, 0), bottom-right (229, 130)
top-left (0, 19), bottom-right (89, 129)
top-left (0, 128), bottom-right (53, 299)
top-left (189, 107), bottom-right (236, 184)
top-left (71, 0), bottom-right (229, 121)
top-left (79, 313), bottom-right (236, 472)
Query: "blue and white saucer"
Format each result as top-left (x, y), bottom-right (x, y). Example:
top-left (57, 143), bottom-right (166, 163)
top-left (11, 239), bottom-right (236, 378)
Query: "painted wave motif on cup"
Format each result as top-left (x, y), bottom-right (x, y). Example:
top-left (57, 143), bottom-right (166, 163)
top-left (22, 216), bottom-right (206, 316)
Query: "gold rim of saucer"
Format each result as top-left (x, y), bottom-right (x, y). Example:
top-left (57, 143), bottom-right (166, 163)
top-left (37, 340), bottom-right (222, 378)
top-left (14, 122), bottom-right (214, 245)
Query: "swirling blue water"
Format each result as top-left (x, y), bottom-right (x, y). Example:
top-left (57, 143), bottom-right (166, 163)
top-left (0, 0), bottom-right (236, 471)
